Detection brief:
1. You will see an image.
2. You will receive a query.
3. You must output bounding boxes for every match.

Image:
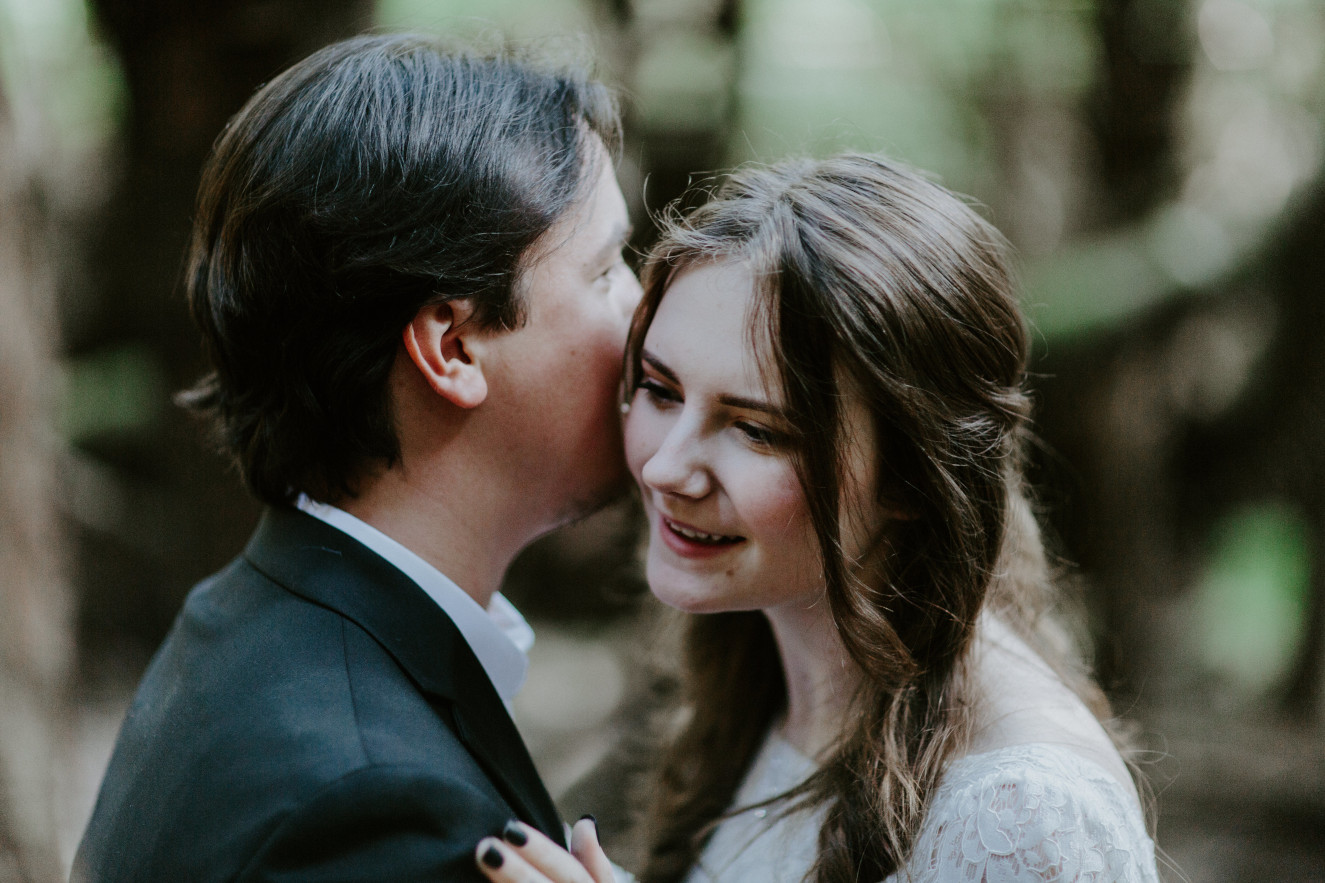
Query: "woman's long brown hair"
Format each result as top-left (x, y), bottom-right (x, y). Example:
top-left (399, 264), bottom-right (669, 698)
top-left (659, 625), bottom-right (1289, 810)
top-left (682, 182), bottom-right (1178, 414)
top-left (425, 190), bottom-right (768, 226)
top-left (624, 154), bottom-right (1119, 883)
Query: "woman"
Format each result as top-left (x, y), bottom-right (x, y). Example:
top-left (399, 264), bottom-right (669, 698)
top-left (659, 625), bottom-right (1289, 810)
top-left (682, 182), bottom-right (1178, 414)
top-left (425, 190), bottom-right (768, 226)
top-left (476, 154), bottom-right (1160, 882)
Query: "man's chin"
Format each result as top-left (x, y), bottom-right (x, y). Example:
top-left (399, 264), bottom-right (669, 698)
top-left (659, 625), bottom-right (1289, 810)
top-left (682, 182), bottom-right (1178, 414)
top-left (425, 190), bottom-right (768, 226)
top-left (552, 469), bottom-right (637, 531)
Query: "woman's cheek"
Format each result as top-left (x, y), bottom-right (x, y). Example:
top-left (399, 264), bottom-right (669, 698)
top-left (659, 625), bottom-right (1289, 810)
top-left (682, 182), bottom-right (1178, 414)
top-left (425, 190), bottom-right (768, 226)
top-left (739, 461), bottom-right (813, 540)
top-left (623, 403), bottom-right (660, 484)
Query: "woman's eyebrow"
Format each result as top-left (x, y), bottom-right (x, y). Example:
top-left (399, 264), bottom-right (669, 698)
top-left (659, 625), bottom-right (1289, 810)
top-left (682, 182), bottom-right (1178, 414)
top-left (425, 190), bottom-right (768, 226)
top-left (717, 393), bottom-right (779, 415)
top-left (642, 350), bottom-right (780, 415)
top-left (641, 350), bottom-right (680, 384)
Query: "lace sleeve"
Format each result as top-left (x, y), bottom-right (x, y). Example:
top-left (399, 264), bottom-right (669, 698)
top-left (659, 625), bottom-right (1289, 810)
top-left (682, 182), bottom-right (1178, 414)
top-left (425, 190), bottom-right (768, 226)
top-left (897, 744), bottom-right (1159, 883)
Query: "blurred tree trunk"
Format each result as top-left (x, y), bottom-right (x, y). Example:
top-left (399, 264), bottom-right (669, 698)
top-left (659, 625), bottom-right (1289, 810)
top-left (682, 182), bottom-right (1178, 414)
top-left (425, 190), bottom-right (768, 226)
top-left (0, 67), bottom-right (72, 883)
top-left (1030, 0), bottom-right (1199, 697)
top-left (70, 0), bottom-right (372, 670)
top-left (1089, 0), bottom-right (1192, 223)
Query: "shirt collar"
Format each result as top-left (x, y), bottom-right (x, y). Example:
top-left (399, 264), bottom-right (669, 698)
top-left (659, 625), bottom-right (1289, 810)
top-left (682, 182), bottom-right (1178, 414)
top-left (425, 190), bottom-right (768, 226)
top-left (295, 495), bottom-right (533, 701)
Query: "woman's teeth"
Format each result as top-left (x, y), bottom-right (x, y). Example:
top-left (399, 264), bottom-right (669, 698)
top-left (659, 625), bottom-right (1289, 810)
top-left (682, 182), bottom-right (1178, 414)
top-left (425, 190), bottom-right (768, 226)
top-left (668, 520), bottom-right (740, 545)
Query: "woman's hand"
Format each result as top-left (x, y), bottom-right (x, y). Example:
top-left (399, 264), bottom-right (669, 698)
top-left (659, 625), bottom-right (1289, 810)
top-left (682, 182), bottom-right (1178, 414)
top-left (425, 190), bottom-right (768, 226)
top-left (476, 817), bottom-right (617, 883)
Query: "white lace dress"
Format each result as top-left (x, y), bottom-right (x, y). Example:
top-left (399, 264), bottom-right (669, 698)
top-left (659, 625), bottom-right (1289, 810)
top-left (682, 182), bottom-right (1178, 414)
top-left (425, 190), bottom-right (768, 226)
top-left (679, 733), bottom-right (1160, 883)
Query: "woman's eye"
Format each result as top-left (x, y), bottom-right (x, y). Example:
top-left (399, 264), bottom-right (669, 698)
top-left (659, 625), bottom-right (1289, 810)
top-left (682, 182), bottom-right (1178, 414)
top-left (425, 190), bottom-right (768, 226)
top-left (637, 377), bottom-right (680, 405)
top-left (737, 422), bottom-right (780, 447)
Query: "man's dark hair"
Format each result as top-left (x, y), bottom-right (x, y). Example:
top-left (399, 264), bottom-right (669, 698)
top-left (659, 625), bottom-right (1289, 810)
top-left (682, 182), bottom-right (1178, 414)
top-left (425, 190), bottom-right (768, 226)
top-left (180, 33), bottom-right (621, 506)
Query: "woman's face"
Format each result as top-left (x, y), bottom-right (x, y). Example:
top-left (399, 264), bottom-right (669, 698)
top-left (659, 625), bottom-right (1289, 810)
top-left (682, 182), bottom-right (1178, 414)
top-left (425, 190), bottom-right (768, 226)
top-left (624, 259), bottom-right (882, 615)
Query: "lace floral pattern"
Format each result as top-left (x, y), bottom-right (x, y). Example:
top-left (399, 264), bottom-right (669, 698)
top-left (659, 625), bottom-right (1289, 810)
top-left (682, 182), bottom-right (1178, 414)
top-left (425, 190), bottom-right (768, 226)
top-left (685, 738), bottom-right (1159, 883)
top-left (895, 744), bottom-right (1158, 883)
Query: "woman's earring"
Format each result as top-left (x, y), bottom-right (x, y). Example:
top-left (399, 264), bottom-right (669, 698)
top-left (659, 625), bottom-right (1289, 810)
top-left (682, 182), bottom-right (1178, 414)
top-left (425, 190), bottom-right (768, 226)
top-left (620, 401), bottom-right (632, 415)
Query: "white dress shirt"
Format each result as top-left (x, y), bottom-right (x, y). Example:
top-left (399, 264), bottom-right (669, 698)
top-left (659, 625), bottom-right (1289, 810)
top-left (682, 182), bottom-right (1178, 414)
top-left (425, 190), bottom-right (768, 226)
top-left (295, 495), bottom-right (534, 702)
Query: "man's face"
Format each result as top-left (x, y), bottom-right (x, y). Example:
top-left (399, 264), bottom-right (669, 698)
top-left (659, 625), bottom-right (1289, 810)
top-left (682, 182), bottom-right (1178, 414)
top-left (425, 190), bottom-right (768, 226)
top-left (481, 142), bottom-right (642, 526)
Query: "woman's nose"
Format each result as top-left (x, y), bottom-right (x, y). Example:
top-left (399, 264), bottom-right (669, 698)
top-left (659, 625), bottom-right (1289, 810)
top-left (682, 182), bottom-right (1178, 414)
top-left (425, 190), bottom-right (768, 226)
top-left (640, 421), bottom-right (711, 499)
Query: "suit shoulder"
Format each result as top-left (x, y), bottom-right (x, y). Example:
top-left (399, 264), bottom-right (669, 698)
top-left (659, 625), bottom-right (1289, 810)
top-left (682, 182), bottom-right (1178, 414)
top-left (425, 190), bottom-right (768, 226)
top-left (237, 763), bottom-right (513, 883)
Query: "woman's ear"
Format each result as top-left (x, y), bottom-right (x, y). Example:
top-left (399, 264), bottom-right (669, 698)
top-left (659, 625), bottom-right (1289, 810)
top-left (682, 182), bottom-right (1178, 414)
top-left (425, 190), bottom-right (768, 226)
top-left (402, 300), bottom-right (488, 409)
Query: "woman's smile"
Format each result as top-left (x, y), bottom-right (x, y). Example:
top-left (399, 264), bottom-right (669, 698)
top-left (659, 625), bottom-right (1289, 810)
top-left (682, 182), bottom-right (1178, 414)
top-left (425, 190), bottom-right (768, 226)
top-left (658, 514), bottom-right (746, 557)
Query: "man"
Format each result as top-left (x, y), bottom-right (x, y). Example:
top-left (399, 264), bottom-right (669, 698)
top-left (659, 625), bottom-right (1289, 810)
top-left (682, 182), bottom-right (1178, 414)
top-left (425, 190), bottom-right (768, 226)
top-left (74, 33), bottom-right (640, 882)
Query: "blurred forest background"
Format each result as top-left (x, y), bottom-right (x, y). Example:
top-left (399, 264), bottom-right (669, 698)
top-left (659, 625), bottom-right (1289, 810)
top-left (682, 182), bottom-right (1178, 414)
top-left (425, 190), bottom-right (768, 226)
top-left (1, 0), bottom-right (1324, 880)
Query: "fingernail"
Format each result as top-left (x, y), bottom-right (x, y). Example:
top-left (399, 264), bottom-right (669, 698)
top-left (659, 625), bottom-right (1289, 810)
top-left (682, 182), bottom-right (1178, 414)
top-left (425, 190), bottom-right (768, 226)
top-left (481, 843), bottom-right (503, 869)
top-left (502, 820), bottom-right (528, 847)
top-left (578, 813), bottom-right (598, 833)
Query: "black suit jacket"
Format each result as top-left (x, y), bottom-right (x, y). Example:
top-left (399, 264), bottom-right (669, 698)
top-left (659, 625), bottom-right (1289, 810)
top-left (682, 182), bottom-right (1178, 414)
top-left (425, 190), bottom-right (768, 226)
top-left (74, 506), bottom-right (563, 882)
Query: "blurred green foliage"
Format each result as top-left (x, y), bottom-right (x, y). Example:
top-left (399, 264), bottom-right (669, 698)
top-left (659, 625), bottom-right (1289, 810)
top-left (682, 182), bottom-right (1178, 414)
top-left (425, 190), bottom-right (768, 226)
top-left (59, 345), bottom-right (167, 444)
top-left (1195, 501), bottom-right (1311, 691)
top-left (735, 0), bottom-right (1095, 183)
top-left (377, 0), bottom-right (1099, 191)
top-left (1024, 203), bottom-right (1250, 339)
top-left (0, 0), bottom-right (125, 179)
top-left (376, 0), bottom-right (595, 44)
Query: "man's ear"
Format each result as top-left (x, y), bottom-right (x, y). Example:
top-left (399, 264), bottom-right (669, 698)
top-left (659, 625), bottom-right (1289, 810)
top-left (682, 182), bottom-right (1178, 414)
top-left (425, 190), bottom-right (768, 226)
top-left (402, 299), bottom-right (488, 409)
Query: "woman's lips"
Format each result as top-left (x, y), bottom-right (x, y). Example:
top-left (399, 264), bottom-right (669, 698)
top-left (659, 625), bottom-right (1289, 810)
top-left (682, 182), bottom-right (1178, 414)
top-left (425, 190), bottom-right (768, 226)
top-left (658, 516), bottom-right (744, 558)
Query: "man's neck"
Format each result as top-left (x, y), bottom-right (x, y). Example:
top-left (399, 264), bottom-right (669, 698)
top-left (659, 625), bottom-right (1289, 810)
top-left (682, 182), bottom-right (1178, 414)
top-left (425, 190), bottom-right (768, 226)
top-left (337, 460), bottom-right (529, 609)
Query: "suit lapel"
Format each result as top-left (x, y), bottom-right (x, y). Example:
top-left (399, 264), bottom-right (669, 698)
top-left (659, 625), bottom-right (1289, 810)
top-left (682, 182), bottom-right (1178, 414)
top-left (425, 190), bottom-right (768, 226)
top-left (242, 506), bottom-right (564, 841)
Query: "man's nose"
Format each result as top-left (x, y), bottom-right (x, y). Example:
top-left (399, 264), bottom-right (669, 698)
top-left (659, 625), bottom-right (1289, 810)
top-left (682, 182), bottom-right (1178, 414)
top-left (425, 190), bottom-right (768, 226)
top-left (617, 268), bottom-right (643, 320)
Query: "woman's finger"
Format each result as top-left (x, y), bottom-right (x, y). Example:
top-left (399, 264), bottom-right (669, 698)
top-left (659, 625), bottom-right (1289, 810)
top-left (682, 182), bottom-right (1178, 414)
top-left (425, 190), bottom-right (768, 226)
top-left (568, 816), bottom-right (617, 883)
top-left (477, 835), bottom-right (578, 883)
top-left (476, 837), bottom-right (542, 883)
top-left (475, 822), bottom-right (595, 883)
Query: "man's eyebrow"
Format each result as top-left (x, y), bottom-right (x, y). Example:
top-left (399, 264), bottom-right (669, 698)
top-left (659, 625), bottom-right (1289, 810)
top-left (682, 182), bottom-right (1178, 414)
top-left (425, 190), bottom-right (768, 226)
top-left (641, 350), bottom-right (781, 415)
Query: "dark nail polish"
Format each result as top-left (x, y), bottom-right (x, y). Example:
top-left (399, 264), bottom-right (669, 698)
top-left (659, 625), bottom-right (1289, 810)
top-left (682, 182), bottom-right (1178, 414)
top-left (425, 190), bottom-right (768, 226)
top-left (481, 844), bottom-right (503, 869)
top-left (578, 814), bottom-right (598, 832)
top-left (502, 820), bottom-right (528, 847)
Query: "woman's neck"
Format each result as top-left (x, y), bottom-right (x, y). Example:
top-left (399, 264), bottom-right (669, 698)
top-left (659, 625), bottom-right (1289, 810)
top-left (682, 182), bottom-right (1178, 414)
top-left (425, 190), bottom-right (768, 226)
top-left (763, 595), bottom-right (860, 758)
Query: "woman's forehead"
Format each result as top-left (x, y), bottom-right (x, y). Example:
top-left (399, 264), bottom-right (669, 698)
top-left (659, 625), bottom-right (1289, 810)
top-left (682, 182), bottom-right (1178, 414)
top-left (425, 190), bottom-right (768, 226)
top-left (647, 260), bottom-right (778, 393)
